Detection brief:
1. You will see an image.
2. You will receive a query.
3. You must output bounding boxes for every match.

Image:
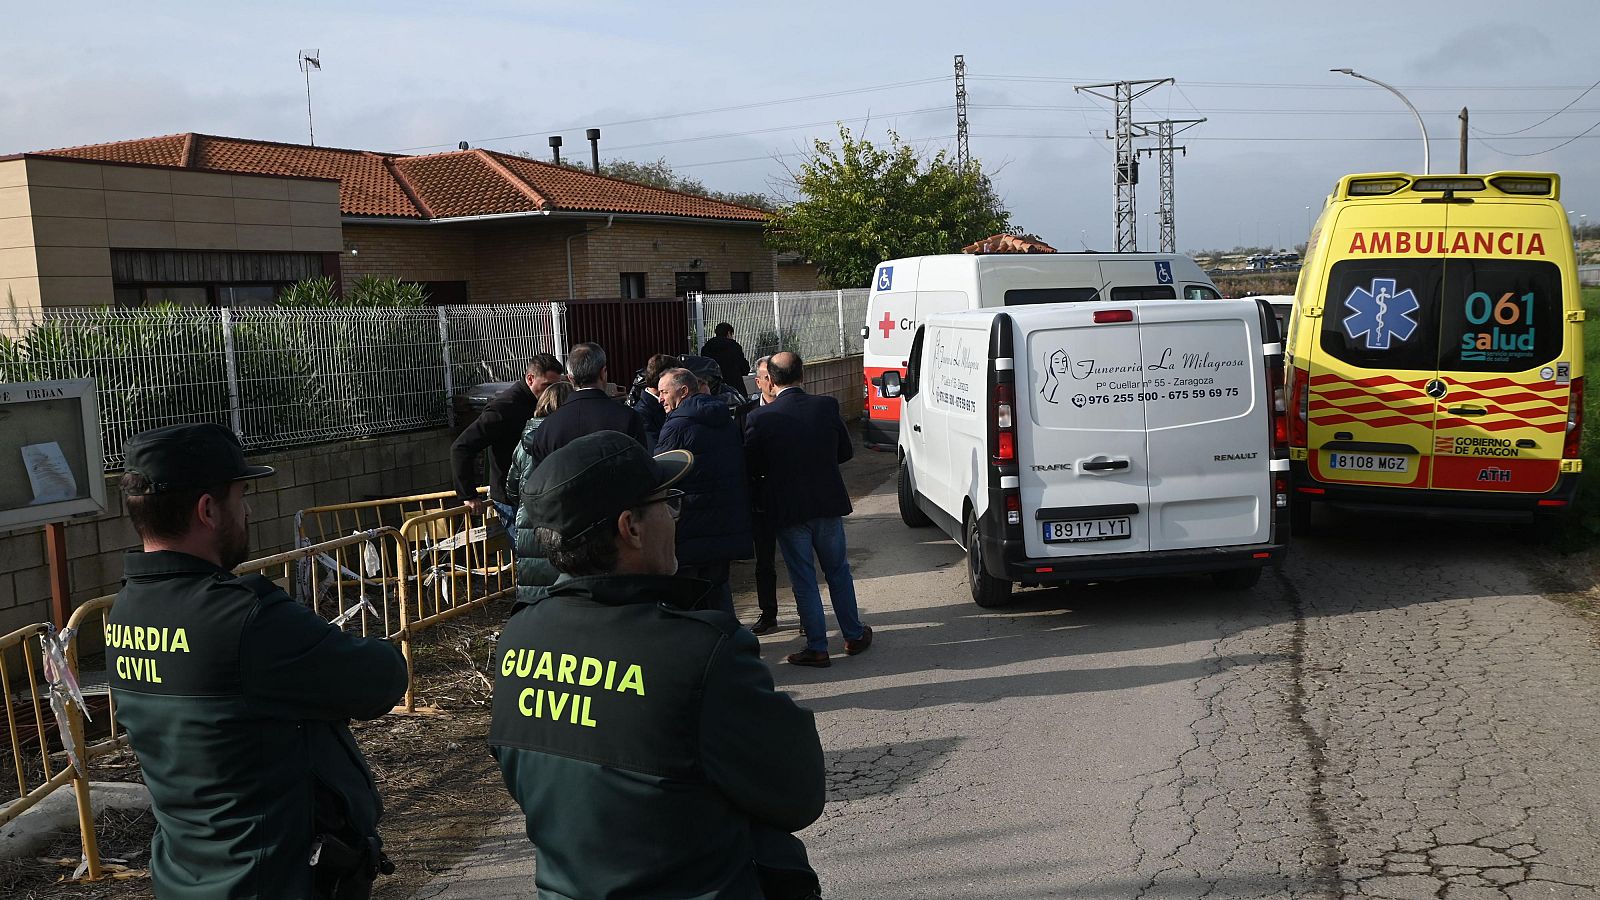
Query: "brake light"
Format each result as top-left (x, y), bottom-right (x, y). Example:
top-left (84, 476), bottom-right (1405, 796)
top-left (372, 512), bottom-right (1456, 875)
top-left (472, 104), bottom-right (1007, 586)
top-left (1286, 366), bottom-right (1310, 448)
top-left (1094, 309), bottom-right (1134, 324)
top-left (1565, 377), bottom-right (1584, 460)
top-left (1269, 362), bottom-right (1287, 448)
top-left (993, 382), bottom-right (1016, 464)
top-left (1274, 474), bottom-right (1289, 509)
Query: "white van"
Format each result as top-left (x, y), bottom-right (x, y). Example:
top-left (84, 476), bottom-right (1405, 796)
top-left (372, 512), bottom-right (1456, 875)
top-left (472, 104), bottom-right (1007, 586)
top-left (862, 253), bottom-right (1222, 449)
top-left (885, 299), bottom-right (1288, 606)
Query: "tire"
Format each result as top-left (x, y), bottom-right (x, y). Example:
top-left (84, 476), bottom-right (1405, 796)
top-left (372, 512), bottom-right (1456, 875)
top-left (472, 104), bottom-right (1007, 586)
top-left (1289, 497), bottom-right (1313, 537)
top-left (966, 509), bottom-right (1014, 608)
top-left (898, 458), bottom-right (933, 527)
top-left (1211, 567), bottom-right (1263, 590)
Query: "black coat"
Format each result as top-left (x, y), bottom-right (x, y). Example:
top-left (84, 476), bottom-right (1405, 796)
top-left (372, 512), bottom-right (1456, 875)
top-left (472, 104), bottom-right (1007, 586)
top-left (452, 380), bottom-right (537, 504)
top-left (656, 392), bottom-right (753, 565)
top-left (743, 388), bottom-right (853, 527)
top-left (700, 336), bottom-right (750, 385)
top-left (528, 388), bottom-right (648, 467)
top-left (631, 389), bottom-right (666, 451)
top-left (489, 575), bottom-right (824, 899)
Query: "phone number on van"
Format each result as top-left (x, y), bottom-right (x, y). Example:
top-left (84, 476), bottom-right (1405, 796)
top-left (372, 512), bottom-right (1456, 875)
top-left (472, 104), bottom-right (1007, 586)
top-left (1073, 388), bottom-right (1240, 406)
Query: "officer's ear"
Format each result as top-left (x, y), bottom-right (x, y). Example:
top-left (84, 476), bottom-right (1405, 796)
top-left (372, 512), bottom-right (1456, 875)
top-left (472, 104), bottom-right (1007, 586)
top-left (615, 508), bottom-right (645, 551)
top-left (193, 487), bottom-right (229, 532)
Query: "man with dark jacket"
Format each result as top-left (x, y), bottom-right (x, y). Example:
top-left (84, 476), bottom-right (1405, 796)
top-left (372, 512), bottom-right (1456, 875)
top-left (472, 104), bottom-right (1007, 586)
top-left (656, 367), bottom-right (753, 616)
top-left (528, 342), bottom-right (648, 466)
top-left (490, 431), bottom-right (825, 899)
top-left (700, 322), bottom-right (750, 386)
top-left (108, 423), bottom-right (409, 899)
top-left (744, 352), bottom-right (872, 668)
top-left (630, 352), bottom-right (678, 450)
top-left (451, 353), bottom-right (565, 533)
top-left (745, 355), bottom-right (781, 635)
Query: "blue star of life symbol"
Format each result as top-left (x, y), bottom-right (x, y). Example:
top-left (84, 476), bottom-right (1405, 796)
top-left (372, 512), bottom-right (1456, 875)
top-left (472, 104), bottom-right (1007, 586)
top-left (1342, 277), bottom-right (1420, 350)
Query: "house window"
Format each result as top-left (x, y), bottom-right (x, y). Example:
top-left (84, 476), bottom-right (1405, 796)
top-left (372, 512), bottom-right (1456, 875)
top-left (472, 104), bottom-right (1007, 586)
top-left (620, 273), bottom-right (648, 299)
top-left (730, 271), bottom-right (752, 293)
top-left (674, 272), bottom-right (708, 296)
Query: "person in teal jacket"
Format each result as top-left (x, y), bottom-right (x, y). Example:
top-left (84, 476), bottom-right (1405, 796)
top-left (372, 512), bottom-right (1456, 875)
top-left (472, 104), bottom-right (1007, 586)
top-left (107, 423), bottom-right (408, 899)
top-left (491, 431), bottom-right (826, 899)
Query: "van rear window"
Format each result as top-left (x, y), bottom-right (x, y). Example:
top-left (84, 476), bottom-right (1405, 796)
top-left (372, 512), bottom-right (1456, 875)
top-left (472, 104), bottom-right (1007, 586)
top-left (1005, 287), bottom-right (1099, 305)
top-left (1110, 285), bottom-right (1177, 301)
top-left (1319, 259), bottom-right (1562, 373)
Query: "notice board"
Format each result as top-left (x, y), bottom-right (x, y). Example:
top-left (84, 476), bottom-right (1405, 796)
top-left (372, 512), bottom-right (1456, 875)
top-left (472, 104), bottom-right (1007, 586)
top-left (0, 379), bottom-right (106, 530)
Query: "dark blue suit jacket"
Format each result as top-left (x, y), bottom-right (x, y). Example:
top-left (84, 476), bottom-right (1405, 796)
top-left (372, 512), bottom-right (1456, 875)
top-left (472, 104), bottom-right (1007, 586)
top-left (743, 388), bottom-right (853, 528)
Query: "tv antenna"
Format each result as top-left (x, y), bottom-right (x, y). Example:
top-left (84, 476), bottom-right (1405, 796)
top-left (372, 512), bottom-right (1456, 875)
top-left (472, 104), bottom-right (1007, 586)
top-left (298, 50), bottom-right (321, 146)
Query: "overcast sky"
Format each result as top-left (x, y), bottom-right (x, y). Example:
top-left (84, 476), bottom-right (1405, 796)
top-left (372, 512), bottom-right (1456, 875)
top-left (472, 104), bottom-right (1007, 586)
top-left (5, 1), bottom-right (1596, 253)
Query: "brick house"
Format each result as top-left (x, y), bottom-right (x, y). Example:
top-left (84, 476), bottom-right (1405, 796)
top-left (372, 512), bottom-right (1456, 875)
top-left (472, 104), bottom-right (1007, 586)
top-left (1, 132), bottom-right (808, 311)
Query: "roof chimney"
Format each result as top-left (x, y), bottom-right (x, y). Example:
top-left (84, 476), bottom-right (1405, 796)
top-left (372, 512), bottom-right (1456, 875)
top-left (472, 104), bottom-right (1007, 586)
top-left (549, 135), bottom-right (563, 165)
top-left (586, 128), bottom-right (601, 174)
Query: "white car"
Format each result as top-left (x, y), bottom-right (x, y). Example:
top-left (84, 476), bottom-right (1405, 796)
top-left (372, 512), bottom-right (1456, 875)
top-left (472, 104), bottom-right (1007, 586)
top-left (885, 299), bottom-right (1289, 607)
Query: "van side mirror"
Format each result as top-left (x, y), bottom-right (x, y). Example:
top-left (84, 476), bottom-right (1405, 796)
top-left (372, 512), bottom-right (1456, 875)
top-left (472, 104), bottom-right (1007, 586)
top-left (881, 370), bottom-right (903, 398)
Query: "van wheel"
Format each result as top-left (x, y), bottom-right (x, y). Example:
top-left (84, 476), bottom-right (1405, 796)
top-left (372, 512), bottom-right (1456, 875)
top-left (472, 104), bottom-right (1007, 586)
top-left (966, 510), bottom-right (1014, 608)
top-left (1289, 497), bottom-right (1314, 537)
top-left (1211, 567), bottom-right (1262, 590)
top-left (898, 458), bottom-right (932, 527)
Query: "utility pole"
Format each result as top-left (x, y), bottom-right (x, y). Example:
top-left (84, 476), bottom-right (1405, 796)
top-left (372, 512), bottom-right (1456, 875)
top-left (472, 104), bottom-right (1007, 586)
top-left (1459, 107), bottom-right (1469, 173)
top-left (298, 50), bottom-right (321, 146)
top-left (954, 54), bottom-right (970, 174)
top-left (1134, 117), bottom-right (1205, 253)
top-left (1075, 78), bottom-right (1172, 252)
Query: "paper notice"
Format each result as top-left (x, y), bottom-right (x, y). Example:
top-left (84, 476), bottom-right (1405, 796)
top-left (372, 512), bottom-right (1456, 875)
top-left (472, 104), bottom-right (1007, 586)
top-left (22, 442), bottom-right (78, 504)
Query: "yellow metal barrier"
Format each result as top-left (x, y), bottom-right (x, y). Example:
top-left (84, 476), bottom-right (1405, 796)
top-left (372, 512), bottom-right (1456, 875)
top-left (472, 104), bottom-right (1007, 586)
top-left (0, 622), bottom-right (73, 828)
top-left (239, 528), bottom-right (407, 638)
top-left (393, 504), bottom-right (516, 711)
top-left (62, 594), bottom-right (125, 881)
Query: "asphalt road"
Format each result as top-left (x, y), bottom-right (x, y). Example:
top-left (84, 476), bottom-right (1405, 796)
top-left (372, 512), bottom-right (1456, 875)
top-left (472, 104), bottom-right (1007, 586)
top-left (413, 460), bottom-right (1600, 900)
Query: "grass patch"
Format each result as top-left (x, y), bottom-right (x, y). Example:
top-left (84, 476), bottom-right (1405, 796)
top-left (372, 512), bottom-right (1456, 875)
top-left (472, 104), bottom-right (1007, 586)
top-left (1574, 286), bottom-right (1600, 546)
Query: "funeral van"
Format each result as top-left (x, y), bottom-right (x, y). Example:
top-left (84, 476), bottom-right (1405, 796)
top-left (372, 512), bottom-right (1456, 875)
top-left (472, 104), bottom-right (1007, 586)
top-left (884, 299), bottom-right (1288, 607)
top-left (861, 253), bottom-right (1221, 449)
top-left (1285, 172), bottom-right (1585, 534)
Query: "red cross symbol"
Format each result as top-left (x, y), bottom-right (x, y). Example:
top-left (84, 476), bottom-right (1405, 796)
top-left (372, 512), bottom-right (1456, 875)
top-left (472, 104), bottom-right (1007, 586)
top-left (877, 312), bottom-right (896, 339)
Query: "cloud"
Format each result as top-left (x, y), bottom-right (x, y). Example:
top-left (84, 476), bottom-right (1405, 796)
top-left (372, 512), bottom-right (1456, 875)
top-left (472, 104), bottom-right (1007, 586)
top-left (1410, 24), bottom-right (1554, 77)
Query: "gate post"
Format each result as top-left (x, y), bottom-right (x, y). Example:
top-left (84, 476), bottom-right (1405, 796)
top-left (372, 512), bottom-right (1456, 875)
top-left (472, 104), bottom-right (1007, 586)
top-left (437, 307), bottom-right (454, 428)
top-left (691, 292), bottom-right (707, 352)
top-left (836, 290), bottom-right (847, 358)
top-left (220, 308), bottom-right (244, 437)
top-left (551, 302), bottom-right (568, 359)
top-left (772, 292), bottom-right (782, 353)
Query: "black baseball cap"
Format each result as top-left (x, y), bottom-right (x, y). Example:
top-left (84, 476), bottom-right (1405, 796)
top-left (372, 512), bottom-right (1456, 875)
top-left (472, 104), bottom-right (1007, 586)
top-left (122, 423), bottom-right (275, 495)
top-left (677, 354), bottom-right (722, 385)
top-left (523, 431), bottom-right (692, 540)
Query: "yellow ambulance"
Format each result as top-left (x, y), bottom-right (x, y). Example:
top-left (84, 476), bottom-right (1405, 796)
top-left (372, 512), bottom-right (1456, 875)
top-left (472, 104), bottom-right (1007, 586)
top-left (1286, 172), bottom-right (1585, 534)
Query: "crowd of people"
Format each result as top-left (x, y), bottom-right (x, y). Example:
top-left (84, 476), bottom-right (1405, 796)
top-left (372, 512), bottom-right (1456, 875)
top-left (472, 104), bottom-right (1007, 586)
top-left (102, 323), bottom-right (872, 899)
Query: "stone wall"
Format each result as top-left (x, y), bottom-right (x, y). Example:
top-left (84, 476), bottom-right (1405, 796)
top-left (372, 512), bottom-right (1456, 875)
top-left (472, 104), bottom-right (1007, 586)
top-left (0, 428), bottom-right (454, 633)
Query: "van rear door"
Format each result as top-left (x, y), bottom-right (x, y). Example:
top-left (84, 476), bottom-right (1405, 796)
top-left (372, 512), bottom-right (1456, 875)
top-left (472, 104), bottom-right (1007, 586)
top-left (1428, 205), bottom-right (1569, 495)
top-left (1017, 307), bottom-right (1153, 558)
top-left (1138, 301), bottom-right (1273, 550)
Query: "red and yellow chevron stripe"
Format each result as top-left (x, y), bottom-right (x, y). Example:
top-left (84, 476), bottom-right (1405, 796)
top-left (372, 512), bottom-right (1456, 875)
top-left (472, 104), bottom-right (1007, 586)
top-left (1310, 372), bottom-right (1568, 435)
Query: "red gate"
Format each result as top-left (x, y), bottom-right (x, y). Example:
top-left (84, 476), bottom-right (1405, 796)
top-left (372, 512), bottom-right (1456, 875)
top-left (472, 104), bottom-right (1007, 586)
top-left (562, 298), bottom-right (690, 384)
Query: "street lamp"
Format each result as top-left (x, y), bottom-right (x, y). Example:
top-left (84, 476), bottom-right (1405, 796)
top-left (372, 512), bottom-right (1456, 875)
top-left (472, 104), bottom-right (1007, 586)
top-left (1332, 68), bottom-right (1429, 174)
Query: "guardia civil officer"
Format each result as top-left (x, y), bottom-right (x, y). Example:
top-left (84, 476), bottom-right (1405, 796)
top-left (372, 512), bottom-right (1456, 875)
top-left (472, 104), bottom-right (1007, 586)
top-left (490, 431), bottom-right (826, 899)
top-left (107, 423), bottom-right (408, 900)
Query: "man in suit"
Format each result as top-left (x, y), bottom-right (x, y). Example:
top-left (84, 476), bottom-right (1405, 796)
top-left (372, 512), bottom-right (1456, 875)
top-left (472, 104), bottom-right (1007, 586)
top-left (745, 356), bottom-right (781, 635)
top-left (743, 352), bottom-right (872, 668)
top-left (528, 342), bottom-right (649, 467)
top-left (451, 353), bottom-right (566, 540)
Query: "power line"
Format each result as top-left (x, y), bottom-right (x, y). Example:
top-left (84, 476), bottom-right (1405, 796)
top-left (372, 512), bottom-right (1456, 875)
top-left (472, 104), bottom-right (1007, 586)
top-left (600, 105), bottom-right (952, 153)
top-left (971, 74), bottom-right (1597, 91)
top-left (1470, 75), bottom-right (1600, 136)
top-left (398, 75), bottom-right (947, 152)
top-left (1472, 115), bottom-right (1600, 156)
top-left (971, 102), bottom-right (1600, 116)
top-left (967, 131), bottom-right (1600, 142)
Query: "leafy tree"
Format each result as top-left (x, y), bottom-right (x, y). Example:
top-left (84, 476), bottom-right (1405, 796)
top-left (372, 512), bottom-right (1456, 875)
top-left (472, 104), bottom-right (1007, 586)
top-left (766, 127), bottom-right (1012, 288)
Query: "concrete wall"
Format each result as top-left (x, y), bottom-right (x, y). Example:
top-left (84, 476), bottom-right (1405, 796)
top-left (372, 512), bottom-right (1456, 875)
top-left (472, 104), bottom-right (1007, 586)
top-left (0, 157), bottom-right (342, 310)
top-left (803, 354), bottom-right (864, 421)
top-left (0, 428), bottom-right (454, 633)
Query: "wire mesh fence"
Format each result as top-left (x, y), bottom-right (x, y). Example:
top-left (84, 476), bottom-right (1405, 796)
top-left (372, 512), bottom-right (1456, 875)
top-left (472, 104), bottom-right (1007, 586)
top-left (0, 305), bottom-right (561, 468)
top-left (689, 290), bottom-right (869, 363)
top-left (0, 293), bottom-right (862, 472)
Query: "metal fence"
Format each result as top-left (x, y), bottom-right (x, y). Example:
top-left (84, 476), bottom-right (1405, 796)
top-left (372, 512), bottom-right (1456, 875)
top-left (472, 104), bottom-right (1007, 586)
top-left (688, 290), bottom-right (869, 363)
top-left (0, 292), bottom-right (864, 472)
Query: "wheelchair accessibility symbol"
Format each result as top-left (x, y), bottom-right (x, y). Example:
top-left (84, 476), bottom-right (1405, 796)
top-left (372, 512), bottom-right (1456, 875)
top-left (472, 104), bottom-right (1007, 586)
top-left (1154, 261), bottom-right (1172, 284)
top-left (875, 266), bottom-right (894, 291)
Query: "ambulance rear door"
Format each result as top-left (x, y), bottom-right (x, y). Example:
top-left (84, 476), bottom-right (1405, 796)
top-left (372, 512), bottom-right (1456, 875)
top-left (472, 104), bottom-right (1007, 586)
top-left (1428, 203), bottom-right (1569, 495)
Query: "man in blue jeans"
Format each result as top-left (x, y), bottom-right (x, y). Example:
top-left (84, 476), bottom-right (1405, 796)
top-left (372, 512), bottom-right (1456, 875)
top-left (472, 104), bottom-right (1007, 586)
top-left (744, 351), bottom-right (873, 667)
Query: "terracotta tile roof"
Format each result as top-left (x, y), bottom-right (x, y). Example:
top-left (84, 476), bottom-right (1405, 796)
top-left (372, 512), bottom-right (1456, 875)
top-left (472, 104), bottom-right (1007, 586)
top-left (962, 233), bottom-right (1058, 254)
top-left (38, 133), bottom-right (768, 223)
